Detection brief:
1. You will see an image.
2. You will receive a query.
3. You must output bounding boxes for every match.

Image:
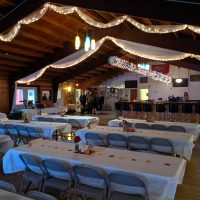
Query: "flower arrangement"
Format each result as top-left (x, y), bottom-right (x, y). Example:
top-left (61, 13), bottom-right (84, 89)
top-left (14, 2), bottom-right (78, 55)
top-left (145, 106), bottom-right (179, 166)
top-left (22, 112), bottom-right (30, 123)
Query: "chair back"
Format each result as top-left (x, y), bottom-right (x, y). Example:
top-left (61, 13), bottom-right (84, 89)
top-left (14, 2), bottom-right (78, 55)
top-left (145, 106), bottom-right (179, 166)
top-left (43, 159), bottom-right (73, 182)
top-left (128, 136), bottom-right (149, 150)
top-left (0, 180), bottom-right (16, 193)
top-left (107, 133), bottom-right (127, 149)
top-left (5, 124), bottom-right (18, 135)
top-left (85, 132), bottom-right (105, 146)
top-left (168, 125), bottom-right (185, 132)
top-left (149, 137), bottom-right (174, 155)
top-left (26, 127), bottom-right (42, 138)
top-left (15, 125), bottom-right (29, 137)
top-left (55, 118), bottom-right (68, 123)
top-left (67, 119), bottom-right (82, 129)
top-left (73, 165), bottom-right (107, 189)
top-left (26, 191), bottom-right (57, 200)
top-left (38, 117), bottom-right (47, 122)
top-left (0, 124), bottom-right (6, 135)
top-left (46, 118), bottom-right (55, 122)
top-left (20, 154), bottom-right (45, 175)
top-left (135, 123), bottom-right (150, 129)
top-left (108, 173), bottom-right (147, 199)
top-left (151, 124), bottom-right (167, 131)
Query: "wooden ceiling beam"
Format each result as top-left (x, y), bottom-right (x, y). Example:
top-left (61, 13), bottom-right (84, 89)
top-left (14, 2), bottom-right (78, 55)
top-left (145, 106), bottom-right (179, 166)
top-left (20, 27), bottom-right (64, 48)
top-left (0, 53), bottom-right (36, 62)
top-left (0, 0), bottom-right (16, 6)
top-left (0, 59), bottom-right (27, 67)
top-left (0, 43), bottom-right (45, 57)
top-left (0, 64), bottom-right (21, 71)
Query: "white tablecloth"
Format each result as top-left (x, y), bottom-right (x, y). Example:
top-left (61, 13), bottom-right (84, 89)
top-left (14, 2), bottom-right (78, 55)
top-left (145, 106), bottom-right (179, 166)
top-left (0, 189), bottom-right (33, 200)
top-left (108, 119), bottom-right (200, 139)
top-left (0, 135), bottom-right (13, 153)
top-left (3, 139), bottom-right (186, 200)
top-left (22, 106), bottom-right (68, 116)
top-left (0, 120), bottom-right (71, 139)
top-left (32, 115), bottom-right (99, 128)
top-left (76, 126), bottom-right (194, 160)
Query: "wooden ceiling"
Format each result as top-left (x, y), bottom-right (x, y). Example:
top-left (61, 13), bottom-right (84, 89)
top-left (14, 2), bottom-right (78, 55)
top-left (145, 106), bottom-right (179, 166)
top-left (1, 0), bottom-right (200, 86)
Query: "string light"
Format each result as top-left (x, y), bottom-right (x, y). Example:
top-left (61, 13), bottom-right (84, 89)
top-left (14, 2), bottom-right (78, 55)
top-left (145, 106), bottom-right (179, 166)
top-left (108, 56), bottom-right (172, 84)
top-left (1, 2), bottom-right (200, 42)
top-left (17, 36), bottom-right (200, 84)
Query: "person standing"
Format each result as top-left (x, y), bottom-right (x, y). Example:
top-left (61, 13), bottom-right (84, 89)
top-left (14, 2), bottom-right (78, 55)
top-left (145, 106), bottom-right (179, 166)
top-left (79, 92), bottom-right (86, 114)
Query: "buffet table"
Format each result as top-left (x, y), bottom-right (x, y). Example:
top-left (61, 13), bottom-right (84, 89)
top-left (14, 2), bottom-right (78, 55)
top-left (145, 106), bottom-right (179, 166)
top-left (3, 139), bottom-right (186, 200)
top-left (76, 126), bottom-right (194, 160)
top-left (0, 120), bottom-right (71, 139)
top-left (32, 115), bottom-right (99, 128)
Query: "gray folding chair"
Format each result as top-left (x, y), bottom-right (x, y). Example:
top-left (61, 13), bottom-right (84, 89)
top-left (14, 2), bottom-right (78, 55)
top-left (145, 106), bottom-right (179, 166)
top-left (168, 125), bottom-right (186, 132)
top-left (15, 125), bottom-right (30, 144)
top-left (67, 119), bottom-right (82, 130)
top-left (38, 117), bottom-right (47, 122)
top-left (26, 191), bottom-right (57, 200)
top-left (108, 173), bottom-right (148, 200)
top-left (42, 159), bottom-right (74, 200)
top-left (19, 154), bottom-right (46, 193)
top-left (135, 123), bottom-right (150, 130)
top-left (151, 124), bottom-right (167, 131)
top-left (73, 165), bottom-right (108, 200)
top-left (127, 135), bottom-right (149, 151)
top-left (107, 133), bottom-right (127, 149)
top-left (0, 180), bottom-right (16, 193)
top-left (149, 137), bottom-right (174, 156)
top-left (45, 118), bottom-right (55, 122)
top-left (55, 118), bottom-right (68, 123)
top-left (26, 127), bottom-right (42, 139)
top-left (5, 124), bottom-right (20, 147)
top-left (0, 124), bottom-right (6, 135)
top-left (85, 132), bottom-right (105, 147)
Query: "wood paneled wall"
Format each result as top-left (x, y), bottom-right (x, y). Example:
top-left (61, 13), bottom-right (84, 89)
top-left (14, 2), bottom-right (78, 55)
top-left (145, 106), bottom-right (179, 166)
top-left (0, 79), bottom-right (9, 113)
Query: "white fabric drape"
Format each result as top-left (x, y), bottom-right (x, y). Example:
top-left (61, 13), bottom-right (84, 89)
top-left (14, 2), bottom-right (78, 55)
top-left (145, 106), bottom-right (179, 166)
top-left (17, 36), bottom-right (200, 84)
top-left (1, 2), bottom-right (200, 42)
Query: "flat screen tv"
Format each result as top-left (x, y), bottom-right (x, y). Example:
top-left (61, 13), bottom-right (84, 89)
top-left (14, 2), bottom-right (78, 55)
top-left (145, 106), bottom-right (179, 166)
top-left (125, 80), bottom-right (138, 88)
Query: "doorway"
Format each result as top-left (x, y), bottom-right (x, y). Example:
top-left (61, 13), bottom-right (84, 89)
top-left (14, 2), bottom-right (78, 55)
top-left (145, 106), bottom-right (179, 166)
top-left (130, 89), bottom-right (137, 101)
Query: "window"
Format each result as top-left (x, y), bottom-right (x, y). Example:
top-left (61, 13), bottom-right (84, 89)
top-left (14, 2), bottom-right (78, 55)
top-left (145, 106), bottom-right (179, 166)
top-left (28, 89), bottom-right (35, 103)
top-left (16, 89), bottom-right (24, 105)
top-left (139, 89), bottom-right (148, 101)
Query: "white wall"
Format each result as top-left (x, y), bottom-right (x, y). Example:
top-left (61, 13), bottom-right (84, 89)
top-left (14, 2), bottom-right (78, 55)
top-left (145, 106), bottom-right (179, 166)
top-left (102, 65), bottom-right (200, 103)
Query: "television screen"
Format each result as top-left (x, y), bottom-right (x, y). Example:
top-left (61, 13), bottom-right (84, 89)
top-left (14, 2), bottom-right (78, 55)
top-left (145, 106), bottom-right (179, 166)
top-left (125, 80), bottom-right (138, 88)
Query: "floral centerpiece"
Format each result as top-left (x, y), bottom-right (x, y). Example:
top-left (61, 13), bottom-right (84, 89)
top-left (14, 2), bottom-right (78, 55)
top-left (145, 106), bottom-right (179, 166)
top-left (120, 120), bottom-right (135, 132)
top-left (22, 112), bottom-right (30, 123)
top-left (74, 136), bottom-right (81, 153)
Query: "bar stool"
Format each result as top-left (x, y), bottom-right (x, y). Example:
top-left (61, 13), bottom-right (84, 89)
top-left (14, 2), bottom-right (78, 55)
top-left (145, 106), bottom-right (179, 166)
top-left (195, 103), bottom-right (200, 123)
top-left (115, 102), bottom-right (122, 118)
top-left (182, 103), bottom-right (192, 122)
top-left (156, 103), bottom-right (165, 121)
top-left (168, 103), bottom-right (179, 121)
top-left (122, 102), bottom-right (131, 117)
top-left (133, 102), bottom-right (142, 119)
top-left (142, 103), bottom-right (152, 120)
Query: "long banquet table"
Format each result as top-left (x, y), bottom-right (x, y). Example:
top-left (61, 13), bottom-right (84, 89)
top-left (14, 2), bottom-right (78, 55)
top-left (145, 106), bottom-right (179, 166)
top-left (32, 115), bottom-right (99, 127)
top-left (0, 120), bottom-right (71, 139)
top-left (76, 126), bottom-right (194, 160)
top-left (108, 118), bottom-right (200, 139)
top-left (3, 139), bottom-right (186, 200)
top-left (0, 189), bottom-right (33, 200)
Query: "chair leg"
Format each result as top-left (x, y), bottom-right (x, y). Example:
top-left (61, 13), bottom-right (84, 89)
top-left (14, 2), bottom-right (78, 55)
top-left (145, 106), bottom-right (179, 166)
top-left (19, 177), bottom-right (24, 193)
top-left (24, 181), bottom-right (32, 193)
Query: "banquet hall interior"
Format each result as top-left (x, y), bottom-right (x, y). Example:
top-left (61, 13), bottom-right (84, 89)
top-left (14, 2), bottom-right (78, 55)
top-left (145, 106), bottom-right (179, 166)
top-left (0, 0), bottom-right (200, 200)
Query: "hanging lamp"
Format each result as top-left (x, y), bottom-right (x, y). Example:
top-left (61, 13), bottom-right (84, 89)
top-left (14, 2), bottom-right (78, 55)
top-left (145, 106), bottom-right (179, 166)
top-left (75, 34), bottom-right (80, 50)
top-left (84, 35), bottom-right (91, 51)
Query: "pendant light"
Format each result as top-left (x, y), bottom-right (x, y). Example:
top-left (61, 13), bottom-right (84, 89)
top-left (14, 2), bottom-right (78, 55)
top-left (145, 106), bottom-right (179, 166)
top-left (91, 38), bottom-right (96, 50)
top-left (84, 35), bottom-right (91, 51)
top-left (75, 35), bottom-right (80, 50)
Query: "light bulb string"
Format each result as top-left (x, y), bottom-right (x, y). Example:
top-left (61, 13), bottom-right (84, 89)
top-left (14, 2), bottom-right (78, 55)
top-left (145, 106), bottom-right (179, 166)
top-left (2, 2), bottom-right (200, 42)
